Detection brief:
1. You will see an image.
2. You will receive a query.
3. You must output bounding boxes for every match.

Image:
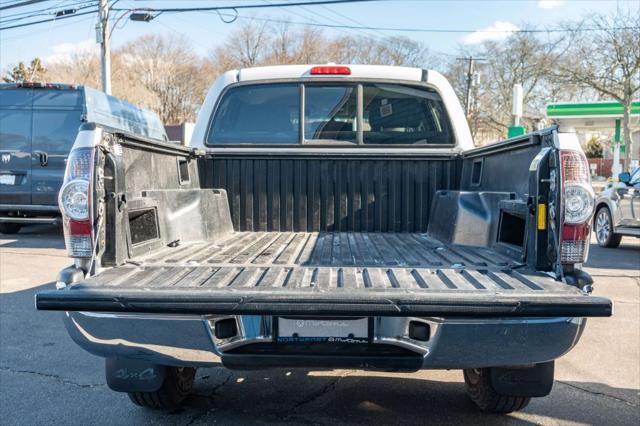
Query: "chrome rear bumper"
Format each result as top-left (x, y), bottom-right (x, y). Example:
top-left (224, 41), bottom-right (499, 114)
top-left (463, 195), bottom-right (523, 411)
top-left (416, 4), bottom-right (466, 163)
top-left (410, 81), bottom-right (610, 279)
top-left (63, 312), bottom-right (585, 369)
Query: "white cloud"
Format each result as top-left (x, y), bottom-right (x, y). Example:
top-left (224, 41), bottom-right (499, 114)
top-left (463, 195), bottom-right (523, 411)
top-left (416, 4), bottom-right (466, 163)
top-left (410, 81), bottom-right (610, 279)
top-left (538, 0), bottom-right (565, 9)
top-left (461, 21), bottom-right (520, 45)
top-left (44, 39), bottom-right (98, 63)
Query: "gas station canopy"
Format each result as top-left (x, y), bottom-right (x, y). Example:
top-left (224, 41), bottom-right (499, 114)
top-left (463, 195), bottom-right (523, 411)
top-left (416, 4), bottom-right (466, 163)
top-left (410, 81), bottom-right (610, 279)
top-left (546, 101), bottom-right (639, 130)
top-left (546, 101), bottom-right (640, 175)
top-left (547, 100), bottom-right (639, 156)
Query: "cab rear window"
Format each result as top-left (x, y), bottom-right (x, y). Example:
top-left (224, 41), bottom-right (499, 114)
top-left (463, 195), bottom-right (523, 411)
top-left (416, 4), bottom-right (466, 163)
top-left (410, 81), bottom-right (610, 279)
top-left (206, 82), bottom-right (454, 146)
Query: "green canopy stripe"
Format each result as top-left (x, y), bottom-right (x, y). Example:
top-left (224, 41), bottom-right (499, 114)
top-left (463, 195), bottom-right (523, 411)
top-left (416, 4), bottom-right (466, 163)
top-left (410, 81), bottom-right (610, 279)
top-left (547, 101), bottom-right (640, 117)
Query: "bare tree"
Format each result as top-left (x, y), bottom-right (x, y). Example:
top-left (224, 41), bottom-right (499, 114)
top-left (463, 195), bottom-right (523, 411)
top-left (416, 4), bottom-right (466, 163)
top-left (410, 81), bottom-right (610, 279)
top-left (293, 27), bottom-right (329, 63)
top-left (556, 10), bottom-right (640, 168)
top-left (121, 34), bottom-right (210, 124)
top-left (46, 50), bottom-right (101, 88)
top-left (377, 36), bottom-right (434, 67)
top-left (444, 31), bottom-right (566, 144)
top-left (216, 20), bottom-right (272, 68)
top-left (483, 32), bottom-right (562, 130)
top-left (210, 22), bottom-right (435, 71)
top-left (269, 21), bottom-right (296, 64)
top-left (329, 35), bottom-right (435, 68)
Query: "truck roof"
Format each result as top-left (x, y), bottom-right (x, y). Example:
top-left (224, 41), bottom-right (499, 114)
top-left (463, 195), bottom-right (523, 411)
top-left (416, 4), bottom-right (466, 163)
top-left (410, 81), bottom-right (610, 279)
top-left (235, 64), bottom-right (424, 82)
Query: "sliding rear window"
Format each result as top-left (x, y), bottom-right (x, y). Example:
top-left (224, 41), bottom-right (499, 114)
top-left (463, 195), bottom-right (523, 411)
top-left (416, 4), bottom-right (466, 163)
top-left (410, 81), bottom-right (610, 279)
top-left (304, 85), bottom-right (357, 142)
top-left (207, 82), bottom-right (454, 146)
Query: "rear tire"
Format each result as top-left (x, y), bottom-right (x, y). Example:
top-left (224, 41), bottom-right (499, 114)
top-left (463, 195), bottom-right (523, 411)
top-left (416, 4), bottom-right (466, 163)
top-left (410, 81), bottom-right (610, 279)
top-left (594, 206), bottom-right (622, 248)
top-left (0, 223), bottom-right (22, 234)
top-left (463, 368), bottom-right (531, 413)
top-left (128, 367), bottom-right (196, 410)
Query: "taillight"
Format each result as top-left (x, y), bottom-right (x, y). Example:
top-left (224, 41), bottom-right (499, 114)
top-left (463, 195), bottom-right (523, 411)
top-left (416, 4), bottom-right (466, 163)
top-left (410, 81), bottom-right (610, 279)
top-left (59, 148), bottom-right (95, 258)
top-left (310, 65), bottom-right (351, 75)
top-left (559, 150), bottom-right (594, 264)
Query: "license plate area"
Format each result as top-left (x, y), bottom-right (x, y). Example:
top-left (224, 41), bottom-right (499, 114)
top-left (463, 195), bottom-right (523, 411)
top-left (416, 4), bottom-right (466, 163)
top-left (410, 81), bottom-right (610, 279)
top-left (276, 317), bottom-right (371, 344)
top-left (0, 174), bottom-right (16, 185)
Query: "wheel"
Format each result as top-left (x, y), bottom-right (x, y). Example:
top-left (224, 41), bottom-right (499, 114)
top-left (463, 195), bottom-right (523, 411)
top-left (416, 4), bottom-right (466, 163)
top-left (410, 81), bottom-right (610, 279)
top-left (128, 367), bottom-right (196, 410)
top-left (463, 368), bottom-right (531, 414)
top-left (0, 223), bottom-right (22, 234)
top-left (594, 206), bottom-right (622, 248)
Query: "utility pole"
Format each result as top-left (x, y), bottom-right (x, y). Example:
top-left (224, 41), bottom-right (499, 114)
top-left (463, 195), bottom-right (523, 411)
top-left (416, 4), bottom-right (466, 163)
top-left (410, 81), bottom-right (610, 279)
top-left (97, 0), bottom-right (111, 94)
top-left (464, 56), bottom-right (474, 117)
top-left (457, 56), bottom-right (484, 118)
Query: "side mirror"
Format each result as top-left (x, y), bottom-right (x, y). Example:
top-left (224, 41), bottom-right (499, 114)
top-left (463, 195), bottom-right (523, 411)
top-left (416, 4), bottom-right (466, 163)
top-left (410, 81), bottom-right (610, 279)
top-left (618, 172), bottom-right (631, 184)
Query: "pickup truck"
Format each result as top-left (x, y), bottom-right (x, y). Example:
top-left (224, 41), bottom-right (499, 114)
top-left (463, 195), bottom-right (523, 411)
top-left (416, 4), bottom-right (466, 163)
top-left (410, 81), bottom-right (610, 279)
top-left (36, 65), bottom-right (611, 414)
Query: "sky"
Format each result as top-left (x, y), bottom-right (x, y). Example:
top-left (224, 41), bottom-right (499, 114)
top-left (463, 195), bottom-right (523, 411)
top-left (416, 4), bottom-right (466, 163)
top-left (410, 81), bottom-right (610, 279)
top-left (0, 0), bottom-right (637, 71)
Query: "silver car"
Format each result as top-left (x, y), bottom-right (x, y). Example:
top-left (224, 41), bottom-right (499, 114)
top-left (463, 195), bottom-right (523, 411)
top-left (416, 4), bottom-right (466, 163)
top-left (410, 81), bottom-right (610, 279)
top-left (594, 167), bottom-right (640, 247)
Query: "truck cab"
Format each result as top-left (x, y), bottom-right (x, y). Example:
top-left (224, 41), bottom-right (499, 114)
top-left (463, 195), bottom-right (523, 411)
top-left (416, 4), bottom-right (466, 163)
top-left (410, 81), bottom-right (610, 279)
top-left (36, 65), bottom-right (610, 414)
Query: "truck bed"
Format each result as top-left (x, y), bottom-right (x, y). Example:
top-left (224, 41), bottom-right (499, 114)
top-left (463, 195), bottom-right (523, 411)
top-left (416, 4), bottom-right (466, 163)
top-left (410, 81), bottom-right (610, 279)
top-left (37, 232), bottom-right (611, 317)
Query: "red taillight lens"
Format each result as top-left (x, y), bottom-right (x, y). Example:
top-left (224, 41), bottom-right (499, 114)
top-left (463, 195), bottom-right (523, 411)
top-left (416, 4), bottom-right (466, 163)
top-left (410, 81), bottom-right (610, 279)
top-left (63, 218), bottom-right (94, 258)
top-left (310, 66), bottom-right (351, 75)
top-left (59, 148), bottom-right (95, 258)
top-left (559, 150), bottom-right (594, 264)
top-left (560, 223), bottom-right (590, 263)
top-left (18, 82), bottom-right (43, 88)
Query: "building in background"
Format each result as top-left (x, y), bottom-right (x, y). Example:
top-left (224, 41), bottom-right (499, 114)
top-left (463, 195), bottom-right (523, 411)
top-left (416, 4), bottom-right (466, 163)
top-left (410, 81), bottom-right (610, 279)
top-left (547, 101), bottom-right (640, 177)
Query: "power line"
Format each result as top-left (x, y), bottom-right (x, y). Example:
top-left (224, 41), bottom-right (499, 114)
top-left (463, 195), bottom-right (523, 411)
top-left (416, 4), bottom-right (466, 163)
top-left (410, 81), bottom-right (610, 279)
top-left (0, 0), bottom-right (48, 11)
top-left (0, 7), bottom-right (97, 29)
top-left (2, 0), bottom-right (637, 34)
top-left (320, 3), bottom-right (389, 39)
top-left (0, 0), bottom-right (96, 23)
top-left (297, 1), bottom-right (381, 40)
top-left (259, 0), bottom-right (361, 41)
top-left (0, 0), bottom-right (381, 31)
top-left (114, 0), bottom-right (382, 13)
top-left (197, 12), bottom-right (638, 35)
top-left (0, 1), bottom-right (97, 24)
top-left (0, 11), bottom-right (94, 42)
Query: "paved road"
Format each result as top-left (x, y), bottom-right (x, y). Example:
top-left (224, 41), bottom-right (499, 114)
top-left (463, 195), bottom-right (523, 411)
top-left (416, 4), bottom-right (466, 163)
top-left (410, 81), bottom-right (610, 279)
top-left (1, 226), bottom-right (638, 425)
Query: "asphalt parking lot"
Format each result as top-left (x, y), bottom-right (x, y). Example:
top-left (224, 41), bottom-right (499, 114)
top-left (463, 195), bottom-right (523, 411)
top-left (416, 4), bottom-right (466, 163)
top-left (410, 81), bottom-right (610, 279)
top-left (1, 225), bottom-right (638, 425)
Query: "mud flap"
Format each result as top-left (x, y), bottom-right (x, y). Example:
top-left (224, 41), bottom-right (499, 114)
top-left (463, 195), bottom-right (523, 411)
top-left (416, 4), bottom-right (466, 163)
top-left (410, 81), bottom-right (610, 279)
top-left (105, 358), bottom-right (166, 393)
top-left (490, 361), bottom-right (554, 397)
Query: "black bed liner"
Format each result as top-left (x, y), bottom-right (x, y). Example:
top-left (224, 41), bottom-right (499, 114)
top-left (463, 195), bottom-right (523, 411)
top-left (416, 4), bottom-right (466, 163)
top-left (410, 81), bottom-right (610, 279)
top-left (36, 232), bottom-right (612, 317)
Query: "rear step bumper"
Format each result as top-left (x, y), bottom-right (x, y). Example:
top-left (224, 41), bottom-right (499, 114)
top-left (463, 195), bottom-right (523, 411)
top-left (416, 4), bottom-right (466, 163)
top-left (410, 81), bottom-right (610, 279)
top-left (61, 311), bottom-right (588, 369)
top-left (39, 265), bottom-right (611, 369)
top-left (37, 288), bottom-right (612, 317)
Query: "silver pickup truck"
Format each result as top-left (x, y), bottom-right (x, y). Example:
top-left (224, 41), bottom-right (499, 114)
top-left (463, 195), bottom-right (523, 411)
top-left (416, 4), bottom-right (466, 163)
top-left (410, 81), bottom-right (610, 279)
top-left (36, 65), bottom-right (611, 414)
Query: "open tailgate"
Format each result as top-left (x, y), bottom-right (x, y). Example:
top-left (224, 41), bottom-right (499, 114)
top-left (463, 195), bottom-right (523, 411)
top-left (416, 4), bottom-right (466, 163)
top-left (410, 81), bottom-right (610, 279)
top-left (36, 265), bottom-right (611, 317)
